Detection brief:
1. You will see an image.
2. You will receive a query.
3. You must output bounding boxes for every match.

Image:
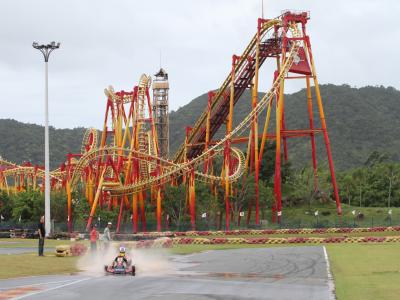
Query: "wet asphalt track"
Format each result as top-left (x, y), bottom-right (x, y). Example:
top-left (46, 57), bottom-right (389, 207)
top-left (0, 246), bottom-right (334, 300)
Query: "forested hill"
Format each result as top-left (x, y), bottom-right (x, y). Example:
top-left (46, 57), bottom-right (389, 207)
top-left (0, 120), bottom-right (85, 169)
top-left (169, 84), bottom-right (400, 170)
top-left (1, 84), bottom-right (399, 170)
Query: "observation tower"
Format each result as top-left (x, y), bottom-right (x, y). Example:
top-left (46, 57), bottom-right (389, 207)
top-left (152, 68), bottom-right (170, 159)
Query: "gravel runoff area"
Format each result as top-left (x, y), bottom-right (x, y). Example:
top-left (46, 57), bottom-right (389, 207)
top-left (0, 246), bottom-right (334, 300)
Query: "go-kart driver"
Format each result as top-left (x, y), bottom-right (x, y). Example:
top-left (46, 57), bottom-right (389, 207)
top-left (112, 246), bottom-right (130, 268)
top-left (104, 245), bottom-right (135, 276)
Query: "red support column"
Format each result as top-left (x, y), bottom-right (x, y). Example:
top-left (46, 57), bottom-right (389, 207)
top-left (116, 196), bottom-right (124, 233)
top-left (224, 141), bottom-right (231, 231)
top-left (204, 91), bottom-right (215, 174)
top-left (281, 111), bottom-right (289, 162)
top-left (189, 168), bottom-right (196, 230)
top-left (66, 181), bottom-right (72, 233)
top-left (224, 55), bottom-right (240, 231)
top-left (274, 96), bottom-right (283, 224)
top-left (184, 126), bottom-right (196, 230)
top-left (273, 34), bottom-right (287, 224)
top-left (156, 188), bottom-right (162, 231)
top-left (306, 76), bottom-right (319, 191)
top-left (305, 35), bottom-right (342, 215)
top-left (132, 193), bottom-right (138, 233)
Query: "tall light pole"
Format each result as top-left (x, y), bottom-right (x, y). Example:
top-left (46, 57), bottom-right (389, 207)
top-left (32, 41), bottom-right (60, 236)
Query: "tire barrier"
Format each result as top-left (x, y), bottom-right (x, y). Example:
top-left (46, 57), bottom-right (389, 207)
top-left (55, 245), bottom-right (72, 257)
top-left (127, 226), bottom-right (400, 238)
top-left (113, 233), bottom-right (175, 241)
top-left (70, 243), bottom-right (88, 256)
top-left (130, 237), bottom-right (173, 249)
top-left (8, 229), bottom-right (38, 239)
top-left (106, 233), bottom-right (400, 248)
top-left (171, 235), bottom-right (400, 245)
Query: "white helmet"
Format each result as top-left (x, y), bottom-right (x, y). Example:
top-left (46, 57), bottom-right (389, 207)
top-left (119, 246), bottom-right (126, 253)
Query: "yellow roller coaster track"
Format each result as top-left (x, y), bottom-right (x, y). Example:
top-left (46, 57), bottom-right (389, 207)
top-left (174, 18), bottom-right (283, 163)
top-left (66, 18), bottom-right (301, 196)
top-left (1, 15), bottom-right (301, 204)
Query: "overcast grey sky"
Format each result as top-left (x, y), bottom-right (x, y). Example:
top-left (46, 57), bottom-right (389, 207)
top-left (0, 0), bottom-right (398, 129)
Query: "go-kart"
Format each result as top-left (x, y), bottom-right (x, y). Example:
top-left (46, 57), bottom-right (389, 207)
top-left (104, 257), bottom-right (136, 276)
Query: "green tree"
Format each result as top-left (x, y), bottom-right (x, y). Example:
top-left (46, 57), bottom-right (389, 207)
top-left (235, 175), bottom-right (269, 213)
top-left (364, 151), bottom-right (389, 168)
top-left (259, 142), bottom-right (293, 184)
top-left (163, 184), bottom-right (187, 228)
top-left (0, 191), bottom-right (13, 221)
top-left (12, 191), bottom-right (44, 222)
top-left (338, 172), bottom-right (356, 206)
top-left (352, 168), bottom-right (366, 207)
top-left (50, 191), bottom-right (68, 223)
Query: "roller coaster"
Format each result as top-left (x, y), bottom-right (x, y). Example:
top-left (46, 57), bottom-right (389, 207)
top-left (0, 11), bottom-right (342, 232)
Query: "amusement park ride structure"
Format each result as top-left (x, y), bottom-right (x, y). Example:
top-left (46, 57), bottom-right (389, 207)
top-left (0, 11), bottom-right (342, 232)
top-left (152, 68), bottom-right (170, 159)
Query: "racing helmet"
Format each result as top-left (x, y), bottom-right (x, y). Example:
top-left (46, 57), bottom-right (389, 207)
top-left (119, 246), bottom-right (126, 256)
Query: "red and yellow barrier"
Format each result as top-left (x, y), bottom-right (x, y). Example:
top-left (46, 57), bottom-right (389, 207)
top-left (125, 233), bottom-right (400, 249)
top-left (130, 226), bottom-right (400, 238)
top-left (171, 235), bottom-right (400, 245)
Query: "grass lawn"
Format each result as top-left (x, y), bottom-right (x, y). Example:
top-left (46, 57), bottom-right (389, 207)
top-left (267, 203), bottom-right (400, 227)
top-left (0, 239), bottom-right (88, 279)
top-left (0, 238), bottom-right (87, 248)
top-left (0, 252), bottom-right (80, 279)
top-left (327, 243), bottom-right (400, 300)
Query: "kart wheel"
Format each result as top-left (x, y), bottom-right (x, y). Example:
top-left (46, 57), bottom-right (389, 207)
top-left (104, 265), bottom-right (108, 273)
